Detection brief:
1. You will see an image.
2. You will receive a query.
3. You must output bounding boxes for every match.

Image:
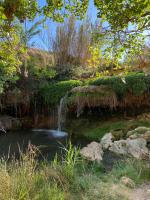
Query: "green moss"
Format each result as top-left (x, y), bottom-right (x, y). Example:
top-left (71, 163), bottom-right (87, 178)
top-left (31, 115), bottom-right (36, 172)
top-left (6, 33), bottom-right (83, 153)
top-left (38, 80), bottom-right (82, 105)
top-left (67, 118), bottom-right (150, 140)
top-left (89, 73), bottom-right (150, 98)
top-left (36, 73), bottom-right (150, 107)
top-left (84, 120), bottom-right (128, 140)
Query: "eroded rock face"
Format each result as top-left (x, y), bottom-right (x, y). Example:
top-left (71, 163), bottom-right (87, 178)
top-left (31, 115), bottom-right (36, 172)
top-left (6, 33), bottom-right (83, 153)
top-left (100, 133), bottom-right (114, 150)
top-left (80, 142), bottom-right (104, 162)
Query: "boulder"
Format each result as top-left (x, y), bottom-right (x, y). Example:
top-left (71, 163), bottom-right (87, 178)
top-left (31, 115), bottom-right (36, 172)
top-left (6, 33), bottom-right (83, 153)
top-left (127, 138), bottom-right (149, 159)
top-left (129, 131), bottom-right (150, 143)
top-left (100, 133), bottom-right (114, 150)
top-left (109, 138), bottom-right (149, 159)
top-left (80, 142), bottom-right (103, 162)
top-left (109, 140), bottom-right (128, 155)
top-left (120, 176), bottom-right (135, 188)
top-left (127, 127), bottom-right (150, 137)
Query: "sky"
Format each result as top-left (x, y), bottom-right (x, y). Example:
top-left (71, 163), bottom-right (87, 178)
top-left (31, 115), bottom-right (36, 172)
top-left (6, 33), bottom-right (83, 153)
top-left (28, 0), bottom-right (98, 50)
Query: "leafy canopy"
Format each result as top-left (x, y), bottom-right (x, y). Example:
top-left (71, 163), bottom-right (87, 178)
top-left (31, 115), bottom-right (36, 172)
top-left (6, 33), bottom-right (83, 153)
top-left (0, 0), bottom-right (89, 22)
top-left (94, 0), bottom-right (150, 60)
top-left (0, 0), bottom-right (89, 92)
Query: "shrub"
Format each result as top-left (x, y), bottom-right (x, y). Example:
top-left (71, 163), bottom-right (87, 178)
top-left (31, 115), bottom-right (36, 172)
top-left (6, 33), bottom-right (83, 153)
top-left (89, 73), bottom-right (150, 98)
top-left (38, 80), bottom-right (82, 105)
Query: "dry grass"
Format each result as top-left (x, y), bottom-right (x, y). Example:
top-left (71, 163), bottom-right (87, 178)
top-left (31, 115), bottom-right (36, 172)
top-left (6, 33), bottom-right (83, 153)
top-left (68, 85), bottom-right (150, 117)
top-left (70, 85), bottom-right (117, 116)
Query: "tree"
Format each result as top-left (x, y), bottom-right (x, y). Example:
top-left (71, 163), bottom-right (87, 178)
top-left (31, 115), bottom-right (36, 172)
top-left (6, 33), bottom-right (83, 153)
top-left (0, 0), bottom-right (89, 91)
top-left (18, 19), bottom-right (45, 77)
top-left (94, 0), bottom-right (150, 58)
top-left (95, 0), bottom-right (150, 33)
top-left (123, 43), bottom-right (150, 73)
top-left (0, 0), bottom-right (89, 22)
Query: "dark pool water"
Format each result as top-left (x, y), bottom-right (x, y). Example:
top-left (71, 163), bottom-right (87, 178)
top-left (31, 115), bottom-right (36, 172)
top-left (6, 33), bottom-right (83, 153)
top-left (0, 129), bottom-right (123, 170)
top-left (0, 129), bottom-right (89, 161)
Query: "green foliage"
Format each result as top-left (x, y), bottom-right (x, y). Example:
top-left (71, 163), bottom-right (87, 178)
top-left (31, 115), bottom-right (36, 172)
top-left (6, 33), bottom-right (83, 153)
top-left (31, 67), bottom-right (56, 80)
top-left (89, 73), bottom-right (150, 97)
top-left (0, 0), bottom-right (88, 22)
top-left (39, 80), bottom-right (82, 105)
top-left (111, 159), bottom-right (150, 184)
top-left (66, 117), bottom-right (150, 140)
top-left (94, 0), bottom-right (149, 60)
top-left (19, 19), bottom-right (45, 47)
top-left (0, 142), bottom-right (149, 200)
top-left (0, 0), bottom-right (89, 92)
top-left (0, 21), bottom-right (24, 93)
top-left (95, 0), bottom-right (149, 32)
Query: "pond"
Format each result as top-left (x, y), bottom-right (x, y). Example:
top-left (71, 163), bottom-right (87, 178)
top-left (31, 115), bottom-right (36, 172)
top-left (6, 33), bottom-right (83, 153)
top-left (0, 129), bottom-right (89, 161)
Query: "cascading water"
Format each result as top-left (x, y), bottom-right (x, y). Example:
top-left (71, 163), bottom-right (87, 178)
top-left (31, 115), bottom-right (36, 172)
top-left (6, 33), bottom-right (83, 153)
top-left (32, 94), bottom-right (68, 138)
top-left (57, 94), bottom-right (68, 131)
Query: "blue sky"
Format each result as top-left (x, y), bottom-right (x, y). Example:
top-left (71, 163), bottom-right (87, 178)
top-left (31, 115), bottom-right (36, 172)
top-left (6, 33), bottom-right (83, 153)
top-left (28, 0), bottom-right (98, 49)
top-left (37, 0), bottom-right (97, 20)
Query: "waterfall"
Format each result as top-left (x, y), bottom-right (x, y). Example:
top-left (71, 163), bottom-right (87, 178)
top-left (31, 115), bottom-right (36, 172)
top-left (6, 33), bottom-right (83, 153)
top-left (58, 94), bottom-right (68, 131)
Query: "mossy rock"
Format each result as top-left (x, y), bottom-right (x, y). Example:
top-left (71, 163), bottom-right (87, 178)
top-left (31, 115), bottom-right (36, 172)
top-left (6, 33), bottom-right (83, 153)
top-left (111, 129), bottom-right (126, 140)
top-left (127, 127), bottom-right (150, 137)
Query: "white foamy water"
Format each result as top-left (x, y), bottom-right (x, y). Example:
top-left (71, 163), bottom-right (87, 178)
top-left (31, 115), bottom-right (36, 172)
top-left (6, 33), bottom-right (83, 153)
top-left (32, 129), bottom-right (68, 138)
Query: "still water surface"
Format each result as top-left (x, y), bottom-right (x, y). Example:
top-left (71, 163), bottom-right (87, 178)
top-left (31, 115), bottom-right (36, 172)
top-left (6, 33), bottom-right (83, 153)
top-left (0, 129), bottom-right (88, 161)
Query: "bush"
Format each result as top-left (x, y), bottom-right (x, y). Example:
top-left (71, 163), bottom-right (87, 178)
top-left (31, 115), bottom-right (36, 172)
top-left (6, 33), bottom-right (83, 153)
top-left (89, 73), bottom-right (150, 98)
top-left (38, 80), bottom-right (82, 105)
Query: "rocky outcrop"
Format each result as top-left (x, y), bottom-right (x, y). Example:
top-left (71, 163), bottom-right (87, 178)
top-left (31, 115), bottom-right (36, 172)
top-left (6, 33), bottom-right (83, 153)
top-left (80, 142), bottom-right (104, 163)
top-left (106, 138), bottom-right (149, 159)
top-left (100, 127), bottom-right (150, 160)
top-left (81, 126), bottom-right (150, 163)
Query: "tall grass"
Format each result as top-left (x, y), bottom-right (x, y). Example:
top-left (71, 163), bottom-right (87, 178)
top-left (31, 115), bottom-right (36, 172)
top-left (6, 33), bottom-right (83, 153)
top-left (0, 142), bottom-right (81, 200)
top-left (0, 143), bottom-right (149, 200)
top-left (110, 159), bottom-right (150, 184)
